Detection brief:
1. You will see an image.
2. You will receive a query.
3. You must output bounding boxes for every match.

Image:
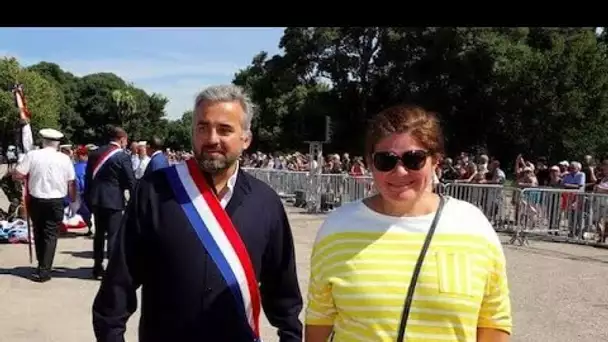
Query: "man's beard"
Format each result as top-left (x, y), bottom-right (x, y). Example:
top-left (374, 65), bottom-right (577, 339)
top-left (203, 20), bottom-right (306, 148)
top-left (195, 150), bottom-right (239, 174)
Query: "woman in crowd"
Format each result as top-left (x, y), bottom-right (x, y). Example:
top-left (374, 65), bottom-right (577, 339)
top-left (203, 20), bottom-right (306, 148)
top-left (305, 104), bottom-right (512, 342)
top-left (73, 146), bottom-right (92, 236)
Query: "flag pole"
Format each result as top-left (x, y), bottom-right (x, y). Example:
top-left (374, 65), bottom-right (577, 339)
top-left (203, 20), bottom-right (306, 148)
top-left (12, 84), bottom-right (34, 264)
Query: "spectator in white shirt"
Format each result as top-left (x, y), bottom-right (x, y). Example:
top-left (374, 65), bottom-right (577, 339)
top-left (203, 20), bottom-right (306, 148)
top-left (134, 141), bottom-right (150, 179)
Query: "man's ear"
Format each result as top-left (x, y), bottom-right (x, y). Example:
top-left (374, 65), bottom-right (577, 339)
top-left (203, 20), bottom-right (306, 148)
top-left (242, 131), bottom-right (252, 150)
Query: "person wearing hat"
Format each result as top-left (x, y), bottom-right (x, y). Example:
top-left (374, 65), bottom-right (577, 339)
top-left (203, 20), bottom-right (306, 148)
top-left (12, 128), bottom-right (77, 283)
top-left (59, 144), bottom-right (73, 159)
top-left (84, 126), bottom-right (136, 279)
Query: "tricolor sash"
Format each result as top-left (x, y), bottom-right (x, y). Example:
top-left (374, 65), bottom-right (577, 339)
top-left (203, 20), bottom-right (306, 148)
top-left (164, 159), bottom-right (262, 341)
top-left (92, 145), bottom-right (122, 179)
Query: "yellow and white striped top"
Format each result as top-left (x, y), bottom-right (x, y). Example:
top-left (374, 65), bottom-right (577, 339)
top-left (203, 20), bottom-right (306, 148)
top-left (305, 197), bottom-right (512, 342)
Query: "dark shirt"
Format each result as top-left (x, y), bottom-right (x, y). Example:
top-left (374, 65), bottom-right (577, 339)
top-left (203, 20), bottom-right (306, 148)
top-left (536, 168), bottom-right (550, 187)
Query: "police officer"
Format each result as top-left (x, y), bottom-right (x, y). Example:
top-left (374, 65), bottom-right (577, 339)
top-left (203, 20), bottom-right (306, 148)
top-left (13, 128), bottom-right (77, 283)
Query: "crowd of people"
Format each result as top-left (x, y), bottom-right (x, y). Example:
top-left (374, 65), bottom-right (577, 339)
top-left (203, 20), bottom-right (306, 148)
top-left (240, 151), bottom-right (368, 175)
top-left (237, 147), bottom-right (608, 244)
top-left (240, 148), bottom-right (608, 195)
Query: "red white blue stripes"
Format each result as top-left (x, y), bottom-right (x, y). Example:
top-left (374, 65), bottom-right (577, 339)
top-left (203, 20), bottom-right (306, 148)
top-left (92, 146), bottom-right (122, 178)
top-left (164, 159), bottom-right (261, 340)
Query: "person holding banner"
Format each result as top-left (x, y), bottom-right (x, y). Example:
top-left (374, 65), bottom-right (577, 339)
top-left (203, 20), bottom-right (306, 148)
top-left (92, 85), bottom-right (303, 342)
top-left (84, 126), bottom-right (135, 279)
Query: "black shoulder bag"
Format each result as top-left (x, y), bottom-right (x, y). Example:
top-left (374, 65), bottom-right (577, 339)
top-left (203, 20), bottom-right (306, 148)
top-left (396, 195), bottom-right (447, 342)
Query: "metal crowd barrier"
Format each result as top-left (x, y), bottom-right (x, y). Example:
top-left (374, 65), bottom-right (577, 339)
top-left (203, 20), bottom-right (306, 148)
top-left (243, 168), bottom-right (375, 212)
top-left (242, 168), bottom-right (608, 247)
top-left (514, 188), bottom-right (608, 246)
top-left (443, 183), bottom-right (520, 233)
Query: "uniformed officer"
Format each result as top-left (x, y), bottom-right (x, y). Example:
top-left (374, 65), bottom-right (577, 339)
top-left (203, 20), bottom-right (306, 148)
top-left (12, 128), bottom-right (77, 283)
top-left (59, 144), bottom-right (73, 159)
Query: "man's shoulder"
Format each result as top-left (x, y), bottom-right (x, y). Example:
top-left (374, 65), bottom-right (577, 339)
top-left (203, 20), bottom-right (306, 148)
top-left (57, 152), bottom-right (73, 164)
top-left (25, 149), bottom-right (39, 158)
top-left (132, 165), bottom-right (172, 200)
top-left (139, 164), bottom-right (172, 186)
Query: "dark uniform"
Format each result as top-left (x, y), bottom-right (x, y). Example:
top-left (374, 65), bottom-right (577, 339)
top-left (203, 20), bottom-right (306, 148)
top-left (92, 163), bottom-right (303, 342)
top-left (84, 141), bottom-right (136, 278)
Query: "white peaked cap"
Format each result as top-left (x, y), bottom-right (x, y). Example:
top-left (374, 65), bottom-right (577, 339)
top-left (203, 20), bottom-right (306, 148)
top-left (39, 128), bottom-right (64, 141)
top-left (138, 141), bottom-right (147, 146)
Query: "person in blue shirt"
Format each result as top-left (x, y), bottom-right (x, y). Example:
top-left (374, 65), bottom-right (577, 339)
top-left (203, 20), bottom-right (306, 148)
top-left (73, 146), bottom-right (93, 236)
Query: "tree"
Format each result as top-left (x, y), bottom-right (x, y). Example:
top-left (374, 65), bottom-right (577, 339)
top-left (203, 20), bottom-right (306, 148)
top-left (0, 57), bottom-right (62, 148)
top-left (234, 27), bottom-right (608, 165)
top-left (112, 89), bottom-right (136, 127)
top-left (164, 110), bottom-right (192, 150)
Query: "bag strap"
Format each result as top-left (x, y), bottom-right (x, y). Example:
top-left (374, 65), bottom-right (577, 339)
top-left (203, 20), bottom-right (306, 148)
top-left (396, 195), bottom-right (447, 342)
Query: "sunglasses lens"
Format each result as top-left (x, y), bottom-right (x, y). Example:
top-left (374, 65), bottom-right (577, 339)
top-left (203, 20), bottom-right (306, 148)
top-left (402, 150), bottom-right (428, 171)
top-left (373, 152), bottom-right (399, 172)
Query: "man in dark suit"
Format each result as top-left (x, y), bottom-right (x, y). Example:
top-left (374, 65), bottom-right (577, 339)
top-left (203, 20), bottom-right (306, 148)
top-left (143, 136), bottom-right (170, 177)
top-left (84, 126), bottom-right (136, 279)
top-left (93, 85), bottom-right (303, 342)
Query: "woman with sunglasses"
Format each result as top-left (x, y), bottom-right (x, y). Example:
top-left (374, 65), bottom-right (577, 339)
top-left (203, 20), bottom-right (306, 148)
top-left (305, 104), bottom-right (512, 342)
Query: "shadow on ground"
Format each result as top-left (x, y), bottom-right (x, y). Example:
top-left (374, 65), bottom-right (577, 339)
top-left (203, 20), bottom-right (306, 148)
top-left (61, 250), bottom-right (93, 259)
top-left (505, 244), bottom-right (608, 265)
top-left (0, 266), bottom-right (96, 281)
top-left (58, 231), bottom-right (91, 239)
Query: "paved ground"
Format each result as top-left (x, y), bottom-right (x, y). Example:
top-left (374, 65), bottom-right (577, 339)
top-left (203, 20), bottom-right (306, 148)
top-left (1, 162), bottom-right (608, 341)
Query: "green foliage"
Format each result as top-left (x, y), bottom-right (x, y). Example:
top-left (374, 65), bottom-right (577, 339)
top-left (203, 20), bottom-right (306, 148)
top-left (0, 57), bottom-right (191, 150)
top-left (0, 57), bottom-right (62, 148)
top-left (164, 111), bottom-right (192, 150)
top-left (233, 27), bottom-right (608, 163)
top-left (4, 27), bottom-right (608, 162)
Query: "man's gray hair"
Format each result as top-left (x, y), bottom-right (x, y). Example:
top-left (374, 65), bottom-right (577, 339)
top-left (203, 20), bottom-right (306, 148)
top-left (193, 85), bottom-right (255, 132)
top-left (570, 161), bottom-right (582, 170)
top-left (42, 139), bottom-right (60, 149)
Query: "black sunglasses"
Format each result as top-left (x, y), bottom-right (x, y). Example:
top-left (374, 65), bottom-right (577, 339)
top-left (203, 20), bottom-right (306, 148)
top-left (372, 150), bottom-right (430, 172)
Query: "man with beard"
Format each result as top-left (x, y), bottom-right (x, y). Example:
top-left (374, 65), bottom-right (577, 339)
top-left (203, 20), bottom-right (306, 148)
top-left (92, 85), bottom-right (303, 342)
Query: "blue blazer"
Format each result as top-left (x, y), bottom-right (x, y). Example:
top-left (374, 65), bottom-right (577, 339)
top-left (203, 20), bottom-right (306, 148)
top-left (84, 144), bottom-right (136, 211)
top-left (143, 151), bottom-right (170, 177)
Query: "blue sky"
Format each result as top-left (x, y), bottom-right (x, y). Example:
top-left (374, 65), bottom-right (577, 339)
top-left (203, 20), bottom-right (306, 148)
top-left (0, 28), bottom-right (285, 119)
